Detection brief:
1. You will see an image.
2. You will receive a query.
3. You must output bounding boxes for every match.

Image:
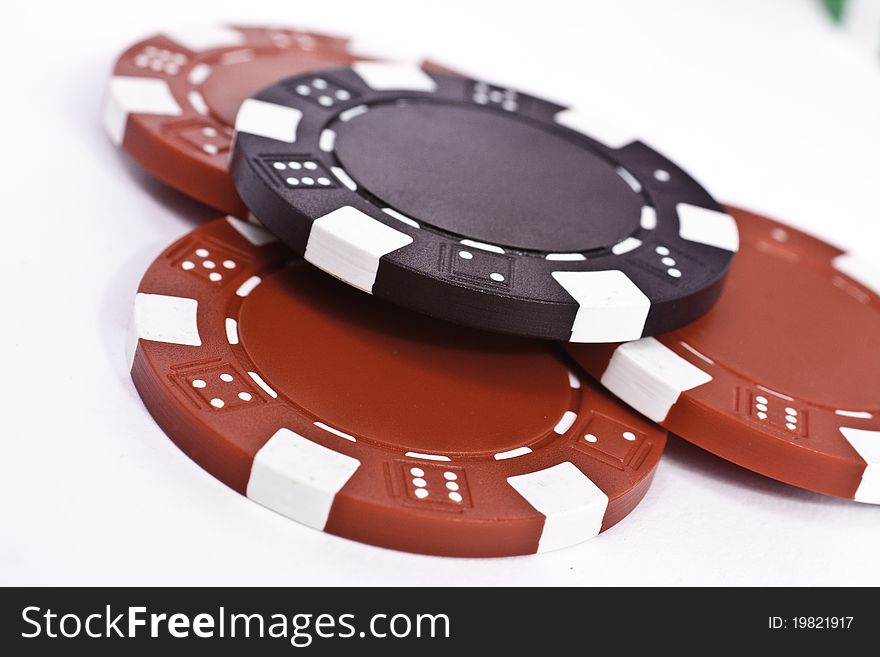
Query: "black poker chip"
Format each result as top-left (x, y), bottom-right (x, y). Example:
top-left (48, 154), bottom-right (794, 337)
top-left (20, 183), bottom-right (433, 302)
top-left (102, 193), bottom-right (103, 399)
top-left (230, 63), bottom-right (739, 342)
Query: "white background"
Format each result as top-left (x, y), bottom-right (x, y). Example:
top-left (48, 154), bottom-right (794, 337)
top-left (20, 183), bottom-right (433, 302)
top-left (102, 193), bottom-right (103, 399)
top-left (2, 0), bottom-right (878, 586)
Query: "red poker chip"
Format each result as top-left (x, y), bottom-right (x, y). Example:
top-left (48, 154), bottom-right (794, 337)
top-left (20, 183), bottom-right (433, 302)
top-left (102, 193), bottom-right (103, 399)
top-left (127, 216), bottom-right (666, 557)
top-left (566, 206), bottom-right (880, 504)
top-left (103, 25), bottom-right (449, 216)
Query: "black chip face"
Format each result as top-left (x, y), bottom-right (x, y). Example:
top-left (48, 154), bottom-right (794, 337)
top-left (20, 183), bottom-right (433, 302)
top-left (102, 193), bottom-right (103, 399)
top-left (231, 64), bottom-right (738, 342)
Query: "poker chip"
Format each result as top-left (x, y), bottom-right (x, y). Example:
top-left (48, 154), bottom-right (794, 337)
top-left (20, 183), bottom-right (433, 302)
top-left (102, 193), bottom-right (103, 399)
top-left (230, 65), bottom-right (739, 342)
top-left (566, 207), bottom-right (880, 504)
top-left (127, 216), bottom-right (666, 557)
top-left (103, 25), bottom-right (421, 216)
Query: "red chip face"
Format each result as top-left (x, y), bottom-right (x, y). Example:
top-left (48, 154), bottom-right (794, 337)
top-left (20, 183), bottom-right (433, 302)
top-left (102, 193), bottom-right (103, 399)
top-left (567, 206), bottom-right (880, 504)
top-left (128, 217), bottom-right (666, 557)
top-left (103, 25), bottom-right (453, 216)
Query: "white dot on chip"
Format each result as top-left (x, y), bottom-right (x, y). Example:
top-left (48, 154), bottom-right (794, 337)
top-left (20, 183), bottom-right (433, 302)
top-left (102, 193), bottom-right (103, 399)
top-left (182, 261), bottom-right (195, 270)
top-left (210, 398), bottom-right (224, 408)
top-left (623, 431), bottom-right (636, 441)
top-left (785, 407), bottom-right (797, 416)
top-left (319, 96), bottom-right (333, 106)
top-left (786, 422), bottom-right (797, 431)
top-left (288, 162), bottom-right (302, 170)
top-left (202, 127), bottom-right (218, 137)
top-left (220, 373), bottom-right (234, 382)
top-left (410, 467), bottom-right (424, 477)
top-left (273, 162), bottom-right (286, 170)
top-left (661, 257), bottom-right (676, 267)
top-left (655, 246), bottom-right (670, 256)
top-left (458, 251), bottom-right (473, 260)
top-left (414, 489), bottom-right (429, 499)
top-left (444, 472), bottom-right (458, 481)
top-left (302, 177), bottom-right (314, 185)
top-left (296, 84), bottom-right (310, 95)
top-left (223, 260), bottom-right (236, 269)
top-left (785, 415), bottom-right (798, 423)
top-left (756, 395), bottom-right (768, 405)
top-left (209, 272), bottom-right (222, 282)
top-left (196, 248), bottom-right (209, 257)
top-left (668, 268), bottom-right (682, 278)
top-left (490, 272), bottom-right (505, 282)
top-left (336, 90), bottom-right (351, 100)
top-left (239, 392), bottom-right (253, 401)
top-left (304, 161), bottom-right (317, 170)
top-left (448, 492), bottom-right (463, 503)
top-left (585, 434), bottom-right (598, 443)
top-left (757, 411), bottom-right (768, 420)
top-left (446, 482), bottom-right (459, 491)
top-left (412, 477), bottom-right (427, 488)
top-left (318, 177), bottom-right (331, 185)
top-left (756, 403), bottom-right (768, 412)
top-left (192, 379), bottom-right (206, 389)
top-left (312, 78), bottom-right (328, 89)
top-left (654, 169), bottom-right (671, 182)
top-left (202, 260), bottom-right (215, 269)
top-left (286, 177), bottom-right (300, 185)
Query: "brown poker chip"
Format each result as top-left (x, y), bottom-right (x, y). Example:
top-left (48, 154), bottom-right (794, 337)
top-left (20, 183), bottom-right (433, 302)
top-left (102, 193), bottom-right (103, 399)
top-left (566, 206), bottom-right (880, 503)
top-left (103, 25), bottom-right (450, 216)
top-left (127, 216), bottom-right (666, 557)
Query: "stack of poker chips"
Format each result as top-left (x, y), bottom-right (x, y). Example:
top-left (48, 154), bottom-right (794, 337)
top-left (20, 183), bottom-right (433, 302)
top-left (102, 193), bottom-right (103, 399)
top-left (105, 25), bottom-right (880, 558)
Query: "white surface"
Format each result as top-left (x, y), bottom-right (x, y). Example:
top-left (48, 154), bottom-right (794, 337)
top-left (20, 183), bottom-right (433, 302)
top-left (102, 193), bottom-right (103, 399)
top-left (1, 0), bottom-right (878, 586)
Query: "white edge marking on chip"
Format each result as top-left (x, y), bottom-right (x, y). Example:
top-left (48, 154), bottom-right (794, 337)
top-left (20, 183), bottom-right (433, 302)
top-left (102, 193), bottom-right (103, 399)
top-left (187, 63), bottom-right (212, 86)
top-left (554, 107), bottom-right (636, 149)
top-left (248, 371), bottom-right (277, 399)
top-left (236, 275), bottom-right (262, 297)
top-left (494, 446), bottom-right (532, 461)
top-left (331, 166), bottom-right (358, 191)
top-left (382, 207), bottom-right (420, 228)
top-left (756, 384), bottom-right (794, 401)
top-left (600, 337), bottom-right (712, 422)
top-left (615, 167), bottom-right (642, 193)
top-left (127, 293), bottom-right (200, 371)
top-left (305, 206), bottom-right (413, 293)
top-left (163, 24), bottom-right (245, 51)
top-left (836, 410), bottom-right (873, 419)
top-left (404, 452), bottom-right (451, 462)
top-left (339, 105), bottom-right (369, 122)
top-left (226, 215), bottom-right (277, 246)
top-left (319, 129), bottom-right (337, 152)
top-left (553, 411), bottom-right (577, 435)
top-left (832, 253), bottom-right (880, 296)
top-left (640, 206), bottom-right (657, 230)
top-left (102, 76), bottom-right (182, 145)
top-left (460, 239), bottom-right (505, 254)
top-left (679, 341), bottom-right (715, 365)
top-left (839, 427), bottom-right (880, 504)
top-left (314, 422), bottom-right (357, 443)
top-left (247, 428), bottom-right (361, 529)
top-left (677, 204), bottom-right (740, 252)
top-left (567, 371), bottom-right (581, 389)
top-left (220, 48), bottom-right (255, 66)
top-left (507, 462), bottom-right (608, 552)
top-left (612, 237), bottom-right (642, 256)
top-left (546, 253), bottom-right (586, 261)
top-left (225, 318), bottom-right (239, 345)
top-left (235, 99), bottom-right (302, 143)
top-left (187, 90), bottom-right (209, 116)
top-left (552, 270), bottom-right (650, 343)
top-left (352, 61), bottom-right (437, 91)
